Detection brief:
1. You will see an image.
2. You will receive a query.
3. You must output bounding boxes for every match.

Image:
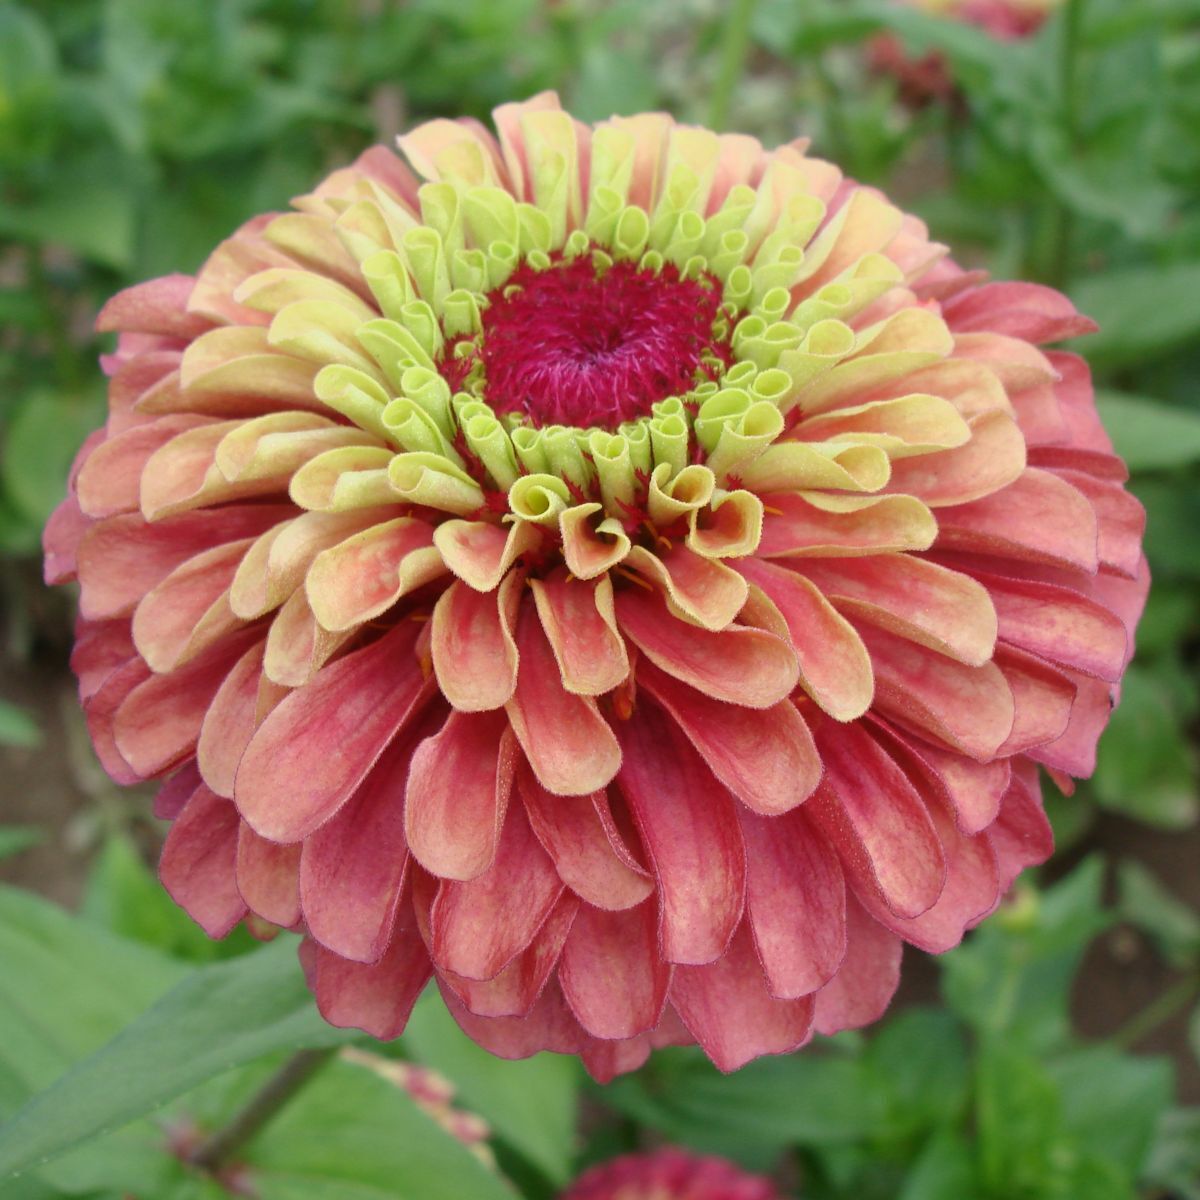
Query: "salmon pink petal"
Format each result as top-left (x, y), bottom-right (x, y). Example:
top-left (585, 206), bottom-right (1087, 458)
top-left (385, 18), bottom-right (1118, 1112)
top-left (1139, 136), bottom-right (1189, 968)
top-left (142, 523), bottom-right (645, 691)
top-left (757, 491), bottom-right (937, 558)
top-left (439, 977), bottom-right (587, 1059)
top-left (616, 585), bottom-right (798, 709)
top-left (114, 630), bottom-right (259, 778)
top-left (530, 570), bottom-right (629, 696)
top-left (988, 764), bottom-right (1054, 890)
top-left (300, 712), bottom-right (436, 963)
top-left (159, 784), bottom-right (246, 938)
top-left (812, 894), bottom-right (902, 1036)
top-left (236, 824), bottom-right (302, 928)
top-left (154, 761), bottom-right (202, 820)
top-left (943, 282), bottom-right (1096, 343)
top-left (671, 923), bottom-right (815, 1073)
top-left (1027, 671), bottom-right (1114, 778)
top-left (197, 640), bottom-right (268, 798)
top-left (624, 544), bottom-right (748, 631)
top-left (809, 720), bottom-right (946, 920)
top-left (859, 622), bottom-right (1015, 761)
top-left (739, 807), bottom-right (846, 999)
top-left (506, 601), bottom-right (622, 795)
top-left (616, 699), bottom-right (746, 965)
top-left (43, 496), bottom-right (91, 585)
top-left (431, 576), bottom-right (520, 711)
top-left (737, 558), bottom-right (873, 720)
top-left (443, 894), bottom-right (578, 1018)
top-left (71, 618), bottom-right (136, 702)
top-left (431, 801), bottom-right (564, 980)
top-left (310, 912), bottom-right (432, 1040)
top-left (559, 900), bottom-right (671, 1040)
top-left (405, 711), bottom-right (514, 882)
top-left (519, 764), bottom-right (654, 911)
top-left (639, 661), bottom-right (820, 816)
top-left (96, 274), bottom-right (213, 339)
top-left (235, 621), bottom-right (429, 841)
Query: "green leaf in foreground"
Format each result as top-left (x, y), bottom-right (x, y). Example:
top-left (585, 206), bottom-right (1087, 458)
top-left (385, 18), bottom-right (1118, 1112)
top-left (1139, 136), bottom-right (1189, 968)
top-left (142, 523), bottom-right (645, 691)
top-left (0, 936), bottom-right (353, 1180)
top-left (402, 990), bottom-right (580, 1186)
top-left (245, 1058), bottom-right (517, 1200)
top-left (1095, 391), bottom-right (1200, 472)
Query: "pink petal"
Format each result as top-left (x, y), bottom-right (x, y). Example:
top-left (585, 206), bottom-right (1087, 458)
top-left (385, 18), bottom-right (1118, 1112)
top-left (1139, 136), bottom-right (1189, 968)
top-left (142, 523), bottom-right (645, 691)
top-left (519, 763), bottom-right (653, 911)
top-left (936, 468), bottom-right (1099, 576)
top-left (95, 274), bottom-right (211, 339)
top-left (671, 923), bottom-right (815, 1073)
top-left (444, 894), bottom-right (578, 1018)
top-left (616, 585), bottom-right (798, 709)
top-left (405, 710), bottom-right (514, 882)
top-left (859, 622), bottom-right (1015, 762)
top-left (559, 900), bottom-right (671, 1039)
top-left (236, 824), bottom-right (301, 927)
top-left (994, 644), bottom-right (1077, 756)
top-left (809, 719), bottom-right (946, 920)
top-left (159, 783), bottom-right (247, 938)
top-left (639, 661), bottom-right (820, 816)
top-left (530, 570), bottom-right (629, 695)
top-left (1053, 468), bottom-right (1145, 579)
top-left (70, 618), bottom-right (136, 701)
top-left (625, 544), bottom-right (749, 631)
top-left (942, 281), bottom-right (1096, 343)
top-left (154, 761), bottom-right (202, 820)
top-left (299, 715), bottom-right (432, 963)
top-left (431, 800), bottom-right (564, 980)
top-left (431, 576), bottom-right (520, 711)
top-left (235, 621), bottom-right (429, 841)
top-left (812, 894), bottom-right (902, 1036)
top-left (439, 976), bottom-right (587, 1059)
top-left (739, 806), bottom-right (846, 999)
top-left (506, 601), bottom-right (622, 795)
top-left (616, 698), bottom-right (746, 965)
top-left (84, 657), bottom-right (150, 784)
top-left (114, 630), bottom-right (258, 778)
top-left (1027, 670), bottom-right (1114, 778)
top-left (988, 762), bottom-right (1054, 890)
top-left (197, 639), bottom-right (267, 798)
top-left (310, 910), bottom-right (432, 1040)
top-left (737, 558), bottom-right (873, 720)
top-left (43, 495), bottom-right (91, 585)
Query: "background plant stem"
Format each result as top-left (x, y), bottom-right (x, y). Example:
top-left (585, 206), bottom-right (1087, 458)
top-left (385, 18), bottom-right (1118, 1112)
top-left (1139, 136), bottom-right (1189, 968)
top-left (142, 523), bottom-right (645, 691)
top-left (708, 0), bottom-right (758, 131)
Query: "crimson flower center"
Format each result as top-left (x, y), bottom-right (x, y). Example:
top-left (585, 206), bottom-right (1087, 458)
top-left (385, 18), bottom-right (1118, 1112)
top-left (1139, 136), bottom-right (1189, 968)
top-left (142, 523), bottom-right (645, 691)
top-left (467, 256), bottom-right (730, 429)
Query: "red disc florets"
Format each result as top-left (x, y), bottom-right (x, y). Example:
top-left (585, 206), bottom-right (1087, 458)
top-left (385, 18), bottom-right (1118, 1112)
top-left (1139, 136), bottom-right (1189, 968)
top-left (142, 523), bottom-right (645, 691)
top-left (461, 257), bottom-right (729, 428)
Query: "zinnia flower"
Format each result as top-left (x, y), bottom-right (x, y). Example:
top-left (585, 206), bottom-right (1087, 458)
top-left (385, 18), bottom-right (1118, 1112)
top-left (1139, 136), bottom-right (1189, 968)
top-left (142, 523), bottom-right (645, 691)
top-left (45, 93), bottom-right (1146, 1079)
top-left (561, 1148), bottom-right (779, 1200)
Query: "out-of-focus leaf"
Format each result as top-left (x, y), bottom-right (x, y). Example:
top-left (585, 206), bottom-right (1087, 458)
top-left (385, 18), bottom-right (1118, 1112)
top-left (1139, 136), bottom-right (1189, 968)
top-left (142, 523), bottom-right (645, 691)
top-left (1146, 1108), bottom-right (1200, 1200)
top-left (942, 859), bottom-right (1111, 1049)
top-left (0, 700), bottom-right (41, 749)
top-left (1, 387), bottom-right (103, 528)
top-left (81, 832), bottom-right (257, 961)
top-left (1096, 390), bottom-right (1200, 471)
top-left (1094, 664), bottom-right (1199, 830)
top-left (0, 826), bottom-right (42, 859)
top-left (0, 938), bottom-right (353, 1180)
top-left (0, 885), bottom-right (186, 1193)
top-left (402, 990), bottom-right (579, 1186)
top-left (1049, 1046), bottom-right (1175, 1180)
top-left (1072, 261), bottom-right (1200, 365)
top-left (602, 1046), bottom-right (887, 1157)
top-left (864, 1008), bottom-right (970, 1137)
top-left (1117, 860), bottom-right (1200, 968)
top-left (897, 1129), bottom-right (976, 1200)
top-left (244, 1058), bottom-right (518, 1200)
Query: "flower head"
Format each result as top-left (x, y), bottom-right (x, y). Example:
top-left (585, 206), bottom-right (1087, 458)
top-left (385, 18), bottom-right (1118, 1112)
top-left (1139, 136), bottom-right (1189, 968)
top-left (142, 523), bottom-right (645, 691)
top-left (561, 1148), bottom-right (779, 1200)
top-left (46, 94), bottom-right (1146, 1079)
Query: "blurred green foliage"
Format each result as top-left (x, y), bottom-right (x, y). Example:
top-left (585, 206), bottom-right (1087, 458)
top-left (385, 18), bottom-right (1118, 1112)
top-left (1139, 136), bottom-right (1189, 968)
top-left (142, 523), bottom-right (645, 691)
top-left (1, 0), bottom-right (1199, 1196)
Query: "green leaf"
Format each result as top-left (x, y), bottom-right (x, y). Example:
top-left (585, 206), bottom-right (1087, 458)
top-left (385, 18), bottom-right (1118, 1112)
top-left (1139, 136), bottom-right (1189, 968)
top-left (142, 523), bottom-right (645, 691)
top-left (1095, 391), bottom-right (1200, 472)
top-left (864, 1008), bottom-right (970, 1138)
top-left (1048, 1046), bottom-right (1175, 1180)
top-left (0, 937), bottom-right (354, 1180)
top-left (402, 991), bottom-right (579, 1186)
top-left (1, 387), bottom-right (104, 528)
top-left (244, 1058), bottom-right (517, 1199)
top-left (898, 1129), bottom-right (976, 1200)
top-left (0, 826), bottom-right (43, 860)
top-left (1116, 860), bottom-right (1200, 968)
top-left (601, 1046), bottom-right (887, 1157)
top-left (1072, 261), bottom-right (1200, 365)
top-left (0, 700), bottom-right (41, 749)
top-left (1094, 664), bottom-right (1199, 829)
top-left (1145, 1108), bottom-right (1200, 1200)
top-left (81, 832), bottom-right (257, 961)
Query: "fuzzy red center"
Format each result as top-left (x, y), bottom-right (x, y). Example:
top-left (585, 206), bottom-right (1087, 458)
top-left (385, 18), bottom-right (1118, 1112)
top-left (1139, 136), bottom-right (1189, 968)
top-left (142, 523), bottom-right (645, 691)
top-left (455, 257), bottom-right (730, 429)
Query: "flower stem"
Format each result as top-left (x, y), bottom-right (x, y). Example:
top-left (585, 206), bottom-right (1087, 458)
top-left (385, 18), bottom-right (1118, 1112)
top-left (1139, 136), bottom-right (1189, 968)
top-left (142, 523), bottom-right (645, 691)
top-left (1108, 973), bottom-right (1200, 1052)
top-left (708, 0), bottom-right (759, 131)
top-left (188, 1048), bottom-right (338, 1173)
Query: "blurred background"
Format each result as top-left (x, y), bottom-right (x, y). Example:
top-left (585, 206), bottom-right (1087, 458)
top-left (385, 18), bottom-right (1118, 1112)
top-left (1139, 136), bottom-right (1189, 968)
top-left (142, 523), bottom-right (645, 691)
top-left (1, 1), bottom-right (1198, 1196)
